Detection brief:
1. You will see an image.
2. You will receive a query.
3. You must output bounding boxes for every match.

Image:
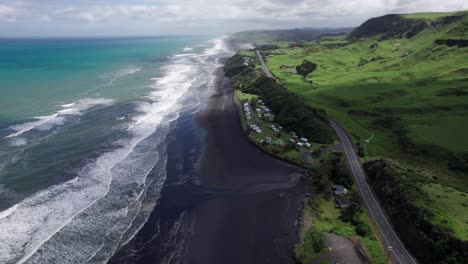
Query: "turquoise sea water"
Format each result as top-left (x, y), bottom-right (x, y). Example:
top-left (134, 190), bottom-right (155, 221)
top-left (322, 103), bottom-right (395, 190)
top-left (0, 36), bottom-right (233, 263)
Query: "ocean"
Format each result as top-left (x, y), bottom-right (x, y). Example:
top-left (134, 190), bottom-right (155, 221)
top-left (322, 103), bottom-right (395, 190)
top-left (0, 36), bottom-right (234, 263)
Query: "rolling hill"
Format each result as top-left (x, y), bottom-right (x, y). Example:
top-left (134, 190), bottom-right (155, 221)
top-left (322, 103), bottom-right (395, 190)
top-left (231, 10), bottom-right (468, 263)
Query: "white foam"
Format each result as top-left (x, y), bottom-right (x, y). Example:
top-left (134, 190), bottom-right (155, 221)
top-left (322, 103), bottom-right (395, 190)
top-left (6, 98), bottom-right (113, 138)
top-left (0, 204), bottom-right (18, 220)
top-left (0, 37), bottom-right (235, 264)
top-left (102, 66), bottom-right (142, 86)
top-left (8, 138), bottom-right (28, 147)
top-left (183, 47), bottom-right (193, 52)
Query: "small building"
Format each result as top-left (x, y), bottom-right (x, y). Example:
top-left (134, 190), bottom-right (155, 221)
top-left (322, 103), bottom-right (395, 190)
top-left (304, 143), bottom-right (311, 148)
top-left (300, 137), bottom-right (308, 143)
top-left (297, 142), bottom-right (304, 147)
top-left (335, 196), bottom-right (352, 209)
top-left (333, 185), bottom-right (348, 196)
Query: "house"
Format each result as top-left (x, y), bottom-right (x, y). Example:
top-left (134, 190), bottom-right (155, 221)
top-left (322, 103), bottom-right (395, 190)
top-left (297, 142), bottom-right (304, 147)
top-left (333, 185), bottom-right (348, 196)
top-left (335, 196), bottom-right (352, 209)
top-left (304, 143), bottom-right (311, 148)
top-left (300, 137), bottom-right (308, 143)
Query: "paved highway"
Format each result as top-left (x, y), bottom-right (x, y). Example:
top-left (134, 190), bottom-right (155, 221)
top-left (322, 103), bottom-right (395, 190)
top-left (255, 50), bottom-right (417, 264)
top-left (331, 121), bottom-right (417, 264)
top-left (256, 50), bottom-right (275, 79)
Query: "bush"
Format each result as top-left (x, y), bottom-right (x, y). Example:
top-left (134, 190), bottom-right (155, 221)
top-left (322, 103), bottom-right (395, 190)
top-left (304, 229), bottom-right (325, 253)
top-left (296, 60), bottom-right (318, 78)
top-left (356, 222), bottom-right (371, 237)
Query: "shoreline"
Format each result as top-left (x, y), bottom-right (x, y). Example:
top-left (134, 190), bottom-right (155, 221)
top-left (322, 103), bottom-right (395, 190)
top-left (109, 57), bottom-right (304, 264)
top-left (184, 66), bottom-right (303, 263)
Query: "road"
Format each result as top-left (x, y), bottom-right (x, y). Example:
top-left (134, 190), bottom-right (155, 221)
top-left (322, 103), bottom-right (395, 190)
top-left (255, 50), bottom-right (417, 264)
top-left (256, 50), bottom-right (275, 79)
top-left (331, 121), bottom-right (417, 264)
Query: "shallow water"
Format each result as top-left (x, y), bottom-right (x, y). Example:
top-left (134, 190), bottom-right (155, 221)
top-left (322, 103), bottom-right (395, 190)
top-left (0, 36), bottom-right (233, 264)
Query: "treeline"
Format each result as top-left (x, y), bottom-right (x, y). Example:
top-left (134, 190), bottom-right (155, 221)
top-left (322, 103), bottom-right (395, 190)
top-left (364, 160), bottom-right (468, 263)
top-left (225, 54), bottom-right (335, 144)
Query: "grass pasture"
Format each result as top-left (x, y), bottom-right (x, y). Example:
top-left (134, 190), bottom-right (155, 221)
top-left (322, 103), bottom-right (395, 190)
top-left (262, 13), bottom-right (468, 241)
top-left (418, 183), bottom-right (468, 240)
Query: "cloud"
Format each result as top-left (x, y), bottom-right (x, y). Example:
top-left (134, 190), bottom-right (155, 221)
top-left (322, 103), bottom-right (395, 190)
top-left (0, 4), bottom-right (20, 22)
top-left (1, 0), bottom-right (468, 35)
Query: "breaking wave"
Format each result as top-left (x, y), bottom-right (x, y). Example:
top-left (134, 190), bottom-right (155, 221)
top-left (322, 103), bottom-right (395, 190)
top-left (0, 37), bottom-right (233, 264)
top-left (6, 98), bottom-right (114, 138)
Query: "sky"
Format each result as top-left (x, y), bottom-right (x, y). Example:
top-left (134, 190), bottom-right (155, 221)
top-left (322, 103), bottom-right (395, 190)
top-left (0, 0), bottom-right (467, 36)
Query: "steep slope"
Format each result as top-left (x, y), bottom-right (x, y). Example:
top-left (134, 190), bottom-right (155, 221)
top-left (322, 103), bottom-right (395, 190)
top-left (348, 11), bottom-right (468, 41)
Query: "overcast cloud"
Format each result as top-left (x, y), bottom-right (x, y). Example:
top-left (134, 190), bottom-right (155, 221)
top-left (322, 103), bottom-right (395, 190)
top-left (0, 0), bottom-right (467, 36)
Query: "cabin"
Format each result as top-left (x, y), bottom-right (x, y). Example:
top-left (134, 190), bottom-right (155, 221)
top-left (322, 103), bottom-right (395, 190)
top-left (335, 196), bottom-right (352, 209)
top-left (333, 185), bottom-right (348, 196)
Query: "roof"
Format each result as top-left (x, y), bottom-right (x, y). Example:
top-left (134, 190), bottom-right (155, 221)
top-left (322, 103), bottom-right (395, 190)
top-left (334, 185), bottom-right (346, 192)
top-left (335, 196), bottom-right (352, 208)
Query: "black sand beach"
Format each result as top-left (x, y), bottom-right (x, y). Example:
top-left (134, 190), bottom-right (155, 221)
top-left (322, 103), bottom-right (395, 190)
top-left (110, 67), bottom-right (302, 264)
top-left (185, 71), bottom-right (302, 264)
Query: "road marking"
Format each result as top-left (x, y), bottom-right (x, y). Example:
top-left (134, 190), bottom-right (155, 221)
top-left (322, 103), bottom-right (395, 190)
top-left (331, 121), bottom-right (417, 264)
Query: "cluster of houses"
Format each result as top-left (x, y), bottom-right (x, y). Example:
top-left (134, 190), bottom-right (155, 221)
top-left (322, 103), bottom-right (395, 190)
top-left (333, 185), bottom-right (352, 209)
top-left (243, 98), bottom-right (314, 151)
top-left (258, 137), bottom-right (284, 146)
top-left (255, 100), bottom-right (275, 121)
top-left (288, 131), bottom-right (311, 148)
top-left (243, 102), bottom-right (253, 120)
top-left (243, 100), bottom-right (276, 122)
top-left (268, 124), bottom-right (281, 132)
top-left (249, 124), bottom-right (262, 134)
top-left (242, 56), bottom-right (253, 66)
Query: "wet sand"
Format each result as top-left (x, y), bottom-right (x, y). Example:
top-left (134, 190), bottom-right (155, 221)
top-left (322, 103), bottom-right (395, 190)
top-left (109, 67), bottom-right (303, 264)
top-left (184, 70), bottom-right (303, 264)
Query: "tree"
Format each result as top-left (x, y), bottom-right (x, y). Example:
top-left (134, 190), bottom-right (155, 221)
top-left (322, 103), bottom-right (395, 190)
top-left (296, 60), bottom-right (318, 79)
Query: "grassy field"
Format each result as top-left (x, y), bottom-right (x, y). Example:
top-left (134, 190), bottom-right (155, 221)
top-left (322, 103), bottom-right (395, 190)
top-left (402, 12), bottom-right (464, 20)
top-left (417, 183), bottom-right (468, 240)
top-left (296, 197), bottom-right (387, 264)
top-left (260, 12), bottom-right (468, 241)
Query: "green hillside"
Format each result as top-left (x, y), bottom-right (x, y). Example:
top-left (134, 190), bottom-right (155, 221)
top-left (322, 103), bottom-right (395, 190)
top-left (228, 27), bottom-right (353, 45)
top-left (239, 10), bottom-right (468, 263)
